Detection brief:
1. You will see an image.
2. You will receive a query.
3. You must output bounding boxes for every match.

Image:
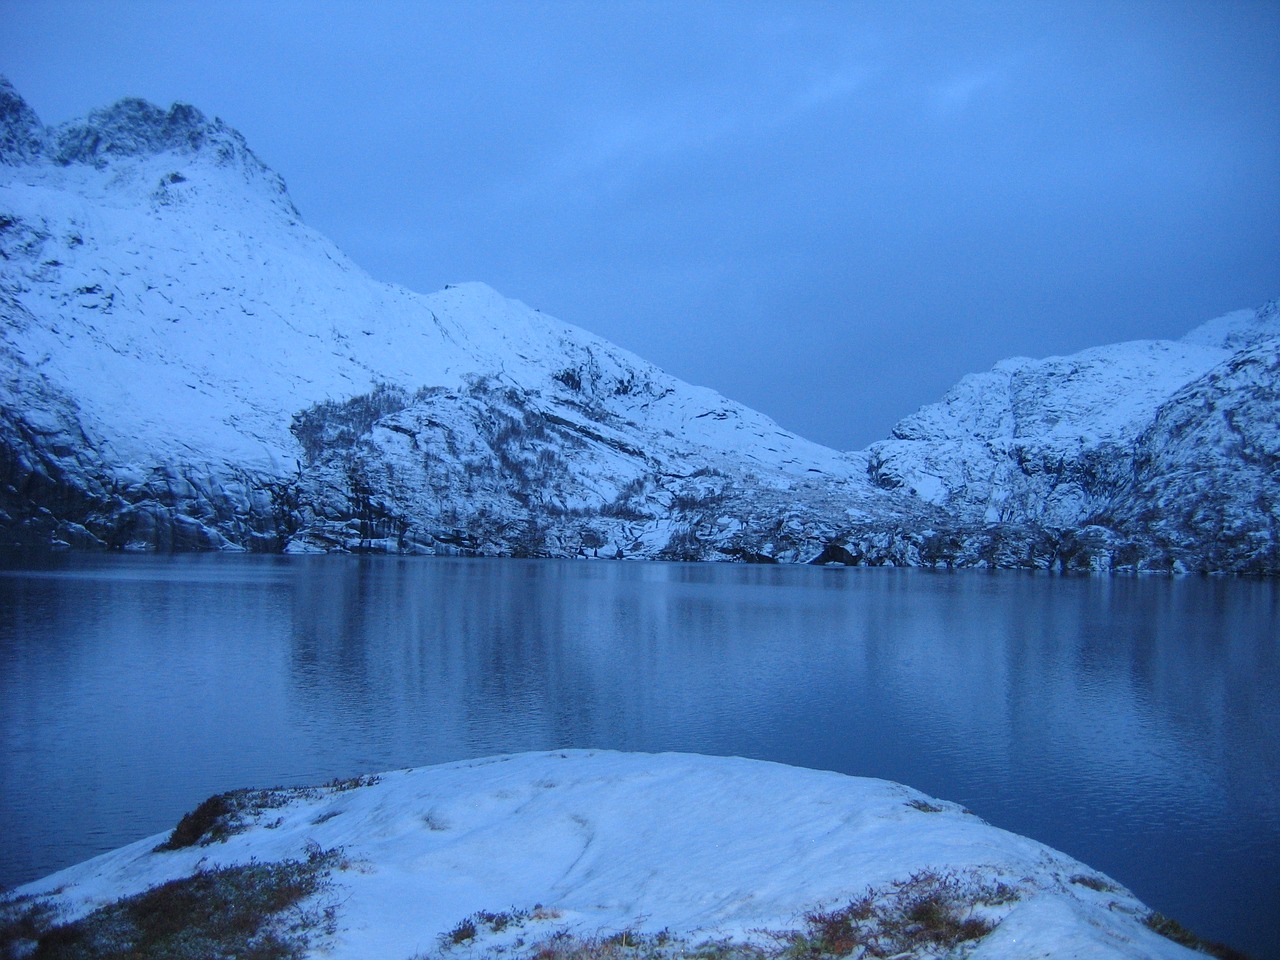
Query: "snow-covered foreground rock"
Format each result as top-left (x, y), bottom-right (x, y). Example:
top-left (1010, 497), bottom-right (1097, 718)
top-left (4, 751), bottom-right (1215, 959)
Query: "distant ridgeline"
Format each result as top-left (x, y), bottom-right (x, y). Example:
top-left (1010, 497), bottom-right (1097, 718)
top-left (2, 78), bottom-right (1277, 573)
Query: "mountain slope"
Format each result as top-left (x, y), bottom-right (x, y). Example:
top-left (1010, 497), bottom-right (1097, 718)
top-left (1, 78), bottom-right (1276, 572)
top-left (0, 78), bottom-right (931, 559)
top-left (1114, 325), bottom-right (1280, 571)
top-left (865, 300), bottom-right (1279, 572)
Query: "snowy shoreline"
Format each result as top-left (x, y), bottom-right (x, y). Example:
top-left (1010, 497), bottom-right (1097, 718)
top-left (2, 750), bottom-right (1222, 959)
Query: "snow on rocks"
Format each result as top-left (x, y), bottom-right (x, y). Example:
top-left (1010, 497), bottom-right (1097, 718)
top-left (2, 77), bottom-right (1276, 571)
top-left (7, 750), bottom-right (1206, 959)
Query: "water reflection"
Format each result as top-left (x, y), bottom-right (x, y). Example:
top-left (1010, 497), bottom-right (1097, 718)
top-left (0, 556), bottom-right (1276, 956)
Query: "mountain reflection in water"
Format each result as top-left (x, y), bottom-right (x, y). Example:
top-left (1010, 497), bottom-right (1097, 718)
top-left (1, 555), bottom-right (1276, 957)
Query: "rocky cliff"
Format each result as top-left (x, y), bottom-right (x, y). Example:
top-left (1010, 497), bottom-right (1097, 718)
top-left (866, 299), bottom-right (1279, 572)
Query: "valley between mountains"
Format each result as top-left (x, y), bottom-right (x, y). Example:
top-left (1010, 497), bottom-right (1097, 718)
top-left (2, 78), bottom-right (1276, 573)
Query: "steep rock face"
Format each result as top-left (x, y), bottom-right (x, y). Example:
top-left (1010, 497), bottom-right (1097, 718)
top-left (1114, 332), bottom-right (1280, 572)
top-left (0, 77), bottom-right (45, 165)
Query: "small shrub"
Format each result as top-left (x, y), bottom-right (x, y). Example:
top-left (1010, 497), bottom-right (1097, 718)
top-left (1069, 874), bottom-right (1117, 893)
top-left (155, 787), bottom-right (318, 852)
top-left (325, 774), bottom-right (380, 793)
top-left (473, 909), bottom-right (530, 933)
top-left (797, 895), bottom-right (875, 956)
top-left (440, 907), bottom-right (535, 948)
top-left (1144, 912), bottom-right (1253, 960)
top-left (154, 793), bottom-right (238, 850)
top-left (444, 918), bottom-right (477, 945)
top-left (905, 799), bottom-right (944, 813)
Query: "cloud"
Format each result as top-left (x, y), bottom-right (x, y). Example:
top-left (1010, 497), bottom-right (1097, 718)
top-left (525, 60), bottom-right (876, 199)
top-left (546, 103), bottom-right (736, 184)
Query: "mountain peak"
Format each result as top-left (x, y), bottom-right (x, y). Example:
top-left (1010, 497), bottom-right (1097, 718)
top-left (1181, 297), bottom-right (1280, 352)
top-left (52, 96), bottom-right (215, 164)
top-left (0, 78), bottom-right (300, 218)
top-left (1, 78), bottom-right (247, 170)
top-left (0, 74), bottom-right (47, 165)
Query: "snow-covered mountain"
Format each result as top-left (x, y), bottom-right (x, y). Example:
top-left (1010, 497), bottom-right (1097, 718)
top-left (1, 78), bottom-right (1276, 572)
top-left (867, 299), bottom-right (1279, 572)
top-left (0, 77), bottom-right (930, 560)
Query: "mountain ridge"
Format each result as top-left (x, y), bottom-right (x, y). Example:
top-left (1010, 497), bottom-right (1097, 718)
top-left (1, 80), bottom-right (1276, 572)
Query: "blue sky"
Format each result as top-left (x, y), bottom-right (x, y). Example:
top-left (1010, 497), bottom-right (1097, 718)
top-left (3, 0), bottom-right (1277, 449)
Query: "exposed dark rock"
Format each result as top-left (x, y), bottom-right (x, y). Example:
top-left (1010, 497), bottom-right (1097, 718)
top-left (0, 75), bottom-right (46, 164)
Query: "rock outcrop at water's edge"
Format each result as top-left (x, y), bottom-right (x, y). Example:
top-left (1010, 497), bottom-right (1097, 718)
top-left (1, 78), bottom-right (1277, 572)
top-left (0, 751), bottom-right (1234, 960)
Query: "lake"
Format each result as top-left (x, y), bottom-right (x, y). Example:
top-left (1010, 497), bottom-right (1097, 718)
top-left (1, 554), bottom-right (1276, 957)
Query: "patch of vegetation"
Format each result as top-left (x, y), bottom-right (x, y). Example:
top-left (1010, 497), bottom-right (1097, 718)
top-left (413, 875), bottom-right (1252, 960)
top-left (441, 907), bottom-right (545, 947)
top-left (669, 489), bottom-right (724, 514)
top-left (325, 774), bottom-right (381, 792)
top-left (781, 869), bottom-right (1011, 959)
top-left (682, 936), bottom-right (768, 960)
top-left (1144, 912), bottom-right (1254, 960)
top-left (905, 799), bottom-right (944, 813)
top-left (432, 872), bottom-right (1016, 960)
top-left (553, 367), bottom-right (587, 393)
top-left (2, 892), bottom-right (62, 960)
top-left (445, 917), bottom-right (478, 945)
top-left (1068, 873), bottom-right (1118, 893)
top-left (474, 909), bottom-right (532, 934)
top-left (523, 929), bottom-right (699, 960)
top-left (7, 848), bottom-right (339, 960)
top-left (155, 776), bottom-right (381, 852)
top-left (154, 788), bottom-right (306, 851)
top-left (290, 382), bottom-right (413, 463)
top-left (657, 526), bottom-right (703, 562)
top-left (154, 793), bottom-right (240, 850)
top-left (421, 812), bottom-right (450, 831)
top-left (599, 499), bottom-right (648, 522)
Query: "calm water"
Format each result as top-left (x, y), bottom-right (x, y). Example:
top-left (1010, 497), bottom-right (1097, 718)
top-left (1, 554), bottom-right (1277, 957)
